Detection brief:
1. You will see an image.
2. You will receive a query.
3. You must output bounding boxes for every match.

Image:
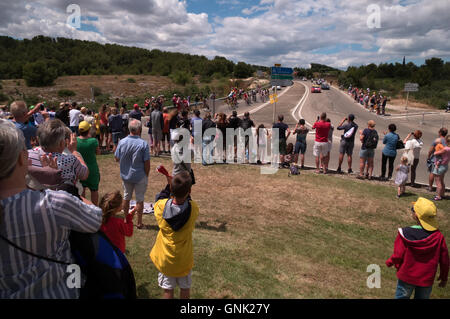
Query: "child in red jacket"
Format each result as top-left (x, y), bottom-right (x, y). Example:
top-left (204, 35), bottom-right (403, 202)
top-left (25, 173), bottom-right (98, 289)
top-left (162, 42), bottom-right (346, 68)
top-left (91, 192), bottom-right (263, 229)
top-left (386, 197), bottom-right (449, 299)
top-left (100, 191), bottom-right (136, 253)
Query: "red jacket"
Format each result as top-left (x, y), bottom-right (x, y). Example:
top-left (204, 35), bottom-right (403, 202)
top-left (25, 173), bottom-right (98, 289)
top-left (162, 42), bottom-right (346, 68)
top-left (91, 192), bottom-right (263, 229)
top-left (386, 228), bottom-right (449, 287)
top-left (101, 214), bottom-right (134, 253)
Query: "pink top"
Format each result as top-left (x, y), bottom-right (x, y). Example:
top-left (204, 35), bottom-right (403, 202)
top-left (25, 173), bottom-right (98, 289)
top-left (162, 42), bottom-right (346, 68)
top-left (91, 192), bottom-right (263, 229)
top-left (440, 147), bottom-right (450, 166)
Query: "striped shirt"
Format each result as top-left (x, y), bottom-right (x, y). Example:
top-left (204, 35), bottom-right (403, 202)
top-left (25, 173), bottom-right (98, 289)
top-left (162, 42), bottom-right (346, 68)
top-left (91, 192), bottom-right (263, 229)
top-left (28, 147), bottom-right (88, 186)
top-left (0, 189), bottom-right (102, 299)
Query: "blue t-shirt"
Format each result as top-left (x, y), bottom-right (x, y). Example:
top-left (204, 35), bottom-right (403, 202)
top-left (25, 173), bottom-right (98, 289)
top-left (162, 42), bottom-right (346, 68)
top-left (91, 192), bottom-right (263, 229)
top-left (14, 121), bottom-right (37, 150)
top-left (108, 114), bottom-right (123, 133)
top-left (115, 136), bottom-right (150, 183)
top-left (273, 122), bottom-right (289, 140)
top-left (382, 132), bottom-right (399, 157)
top-left (129, 110), bottom-right (143, 122)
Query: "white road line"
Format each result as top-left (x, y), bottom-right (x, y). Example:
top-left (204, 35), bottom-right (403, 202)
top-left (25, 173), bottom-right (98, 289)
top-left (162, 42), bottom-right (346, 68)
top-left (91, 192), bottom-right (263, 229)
top-left (388, 112), bottom-right (448, 119)
top-left (237, 85), bottom-right (294, 117)
top-left (291, 81), bottom-right (311, 126)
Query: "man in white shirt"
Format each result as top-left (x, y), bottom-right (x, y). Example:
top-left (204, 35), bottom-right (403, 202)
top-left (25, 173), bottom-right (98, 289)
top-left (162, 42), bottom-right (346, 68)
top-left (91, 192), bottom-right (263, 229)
top-left (69, 102), bottom-right (81, 134)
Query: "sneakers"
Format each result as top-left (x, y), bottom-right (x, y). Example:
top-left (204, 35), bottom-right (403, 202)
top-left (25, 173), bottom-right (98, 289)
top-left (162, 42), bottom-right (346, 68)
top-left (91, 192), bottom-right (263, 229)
top-left (336, 168), bottom-right (343, 174)
top-left (348, 169), bottom-right (353, 174)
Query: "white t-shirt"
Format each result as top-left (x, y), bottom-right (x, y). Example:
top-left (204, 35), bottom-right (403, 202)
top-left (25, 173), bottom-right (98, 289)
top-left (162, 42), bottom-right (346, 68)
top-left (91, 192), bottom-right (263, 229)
top-left (405, 138), bottom-right (423, 160)
top-left (69, 109), bottom-right (81, 127)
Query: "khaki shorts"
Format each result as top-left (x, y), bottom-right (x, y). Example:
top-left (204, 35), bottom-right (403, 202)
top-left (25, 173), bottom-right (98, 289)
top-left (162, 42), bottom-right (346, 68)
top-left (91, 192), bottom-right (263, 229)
top-left (123, 177), bottom-right (148, 202)
top-left (158, 271), bottom-right (192, 290)
top-left (313, 142), bottom-right (329, 157)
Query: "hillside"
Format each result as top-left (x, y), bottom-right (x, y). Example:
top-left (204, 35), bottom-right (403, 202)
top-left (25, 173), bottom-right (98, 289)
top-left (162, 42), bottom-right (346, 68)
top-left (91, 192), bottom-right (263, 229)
top-left (0, 35), bottom-right (269, 84)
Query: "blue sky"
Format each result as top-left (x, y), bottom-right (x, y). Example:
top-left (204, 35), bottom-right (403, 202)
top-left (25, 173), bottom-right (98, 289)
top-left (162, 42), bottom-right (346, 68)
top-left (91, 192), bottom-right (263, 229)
top-left (0, 0), bottom-right (448, 69)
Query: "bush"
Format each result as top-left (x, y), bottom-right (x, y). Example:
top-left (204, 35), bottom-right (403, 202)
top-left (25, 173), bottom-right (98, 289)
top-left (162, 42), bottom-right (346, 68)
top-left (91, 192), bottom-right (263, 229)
top-left (92, 86), bottom-right (102, 97)
top-left (127, 78), bottom-right (136, 83)
top-left (96, 93), bottom-right (111, 103)
top-left (58, 89), bottom-right (76, 98)
top-left (23, 60), bottom-right (58, 87)
top-left (22, 94), bottom-right (40, 106)
top-left (200, 74), bottom-right (212, 83)
top-left (170, 71), bottom-right (191, 86)
top-left (0, 92), bottom-right (8, 102)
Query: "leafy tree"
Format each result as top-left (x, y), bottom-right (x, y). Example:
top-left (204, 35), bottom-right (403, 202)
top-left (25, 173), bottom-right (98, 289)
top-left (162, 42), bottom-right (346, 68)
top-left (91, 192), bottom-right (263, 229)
top-left (234, 62), bottom-right (254, 79)
top-left (23, 60), bottom-right (57, 87)
top-left (58, 89), bottom-right (76, 97)
top-left (170, 70), bottom-right (191, 86)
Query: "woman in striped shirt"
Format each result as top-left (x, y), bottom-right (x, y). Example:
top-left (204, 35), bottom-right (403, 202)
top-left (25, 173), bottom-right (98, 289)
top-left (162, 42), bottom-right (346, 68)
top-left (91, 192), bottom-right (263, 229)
top-left (0, 119), bottom-right (102, 299)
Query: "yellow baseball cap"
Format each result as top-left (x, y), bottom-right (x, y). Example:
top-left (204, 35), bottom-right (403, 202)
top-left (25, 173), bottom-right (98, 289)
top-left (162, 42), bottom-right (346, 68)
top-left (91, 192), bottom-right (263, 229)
top-left (78, 121), bottom-right (91, 133)
top-left (412, 198), bottom-right (438, 231)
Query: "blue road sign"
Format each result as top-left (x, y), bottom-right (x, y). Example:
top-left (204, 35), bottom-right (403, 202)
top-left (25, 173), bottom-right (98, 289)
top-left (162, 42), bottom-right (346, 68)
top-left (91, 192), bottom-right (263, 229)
top-left (271, 67), bottom-right (293, 75)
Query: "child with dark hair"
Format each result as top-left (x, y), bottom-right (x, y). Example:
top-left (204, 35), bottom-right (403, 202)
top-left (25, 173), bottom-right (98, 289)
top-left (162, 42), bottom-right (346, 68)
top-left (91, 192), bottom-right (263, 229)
top-left (150, 171), bottom-right (199, 299)
top-left (100, 191), bottom-right (136, 253)
top-left (283, 143), bottom-right (294, 168)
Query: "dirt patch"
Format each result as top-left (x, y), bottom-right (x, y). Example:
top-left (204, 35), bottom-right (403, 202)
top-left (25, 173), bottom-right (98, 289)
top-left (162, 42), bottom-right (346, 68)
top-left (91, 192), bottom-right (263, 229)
top-left (2, 75), bottom-right (180, 104)
top-left (387, 98), bottom-right (438, 113)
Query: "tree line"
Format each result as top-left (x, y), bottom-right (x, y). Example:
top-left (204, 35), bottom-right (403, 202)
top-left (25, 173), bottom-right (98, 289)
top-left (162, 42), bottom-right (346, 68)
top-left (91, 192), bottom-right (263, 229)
top-left (0, 35), bottom-right (268, 87)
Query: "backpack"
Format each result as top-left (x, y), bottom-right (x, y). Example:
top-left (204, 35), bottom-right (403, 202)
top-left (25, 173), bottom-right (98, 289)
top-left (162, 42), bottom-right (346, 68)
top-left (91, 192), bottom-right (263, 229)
top-left (364, 130), bottom-right (379, 149)
top-left (289, 164), bottom-right (300, 176)
top-left (70, 231), bottom-right (137, 299)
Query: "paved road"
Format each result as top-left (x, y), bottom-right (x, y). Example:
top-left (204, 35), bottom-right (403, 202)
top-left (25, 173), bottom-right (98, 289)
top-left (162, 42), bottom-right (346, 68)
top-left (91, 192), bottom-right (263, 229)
top-left (144, 80), bottom-right (449, 187)
top-left (285, 80), bottom-right (450, 186)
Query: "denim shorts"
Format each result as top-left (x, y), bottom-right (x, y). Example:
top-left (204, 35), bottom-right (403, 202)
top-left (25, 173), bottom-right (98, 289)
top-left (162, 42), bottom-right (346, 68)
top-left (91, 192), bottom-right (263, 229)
top-left (432, 163), bottom-right (448, 176)
top-left (294, 141), bottom-right (307, 155)
top-left (395, 280), bottom-right (432, 299)
top-left (360, 148), bottom-right (375, 159)
top-left (112, 131), bottom-right (122, 145)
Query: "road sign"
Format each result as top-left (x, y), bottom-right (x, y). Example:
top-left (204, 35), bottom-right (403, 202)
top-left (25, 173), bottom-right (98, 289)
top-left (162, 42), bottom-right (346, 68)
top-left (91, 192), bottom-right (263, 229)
top-left (271, 67), bottom-right (293, 75)
top-left (271, 74), bottom-right (293, 80)
top-left (269, 94), bottom-right (278, 104)
top-left (404, 83), bottom-right (419, 92)
top-left (404, 83), bottom-right (419, 111)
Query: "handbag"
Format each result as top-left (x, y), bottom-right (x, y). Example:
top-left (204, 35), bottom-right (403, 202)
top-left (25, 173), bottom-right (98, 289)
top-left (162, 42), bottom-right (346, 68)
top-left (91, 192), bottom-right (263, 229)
top-left (396, 134), bottom-right (405, 150)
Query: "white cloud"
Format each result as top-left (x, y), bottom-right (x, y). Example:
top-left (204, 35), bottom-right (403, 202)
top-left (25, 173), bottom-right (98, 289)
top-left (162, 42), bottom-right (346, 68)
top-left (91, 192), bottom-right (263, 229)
top-left (0, 0), bottom-right (448, 68)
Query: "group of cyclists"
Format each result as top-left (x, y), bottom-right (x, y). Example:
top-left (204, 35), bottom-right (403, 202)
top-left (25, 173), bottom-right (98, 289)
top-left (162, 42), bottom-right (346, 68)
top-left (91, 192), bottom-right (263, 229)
top-left (226, 87), bottom-right (272, 110)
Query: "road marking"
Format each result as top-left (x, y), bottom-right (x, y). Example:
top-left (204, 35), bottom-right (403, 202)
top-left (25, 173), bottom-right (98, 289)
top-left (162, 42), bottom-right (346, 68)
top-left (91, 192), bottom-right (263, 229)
top-left (291, 81), bottom-right (311, 126)
top-left (238, 85), bottom-right (294, 117)
top-left (388, 112), bottom-right (448, 119)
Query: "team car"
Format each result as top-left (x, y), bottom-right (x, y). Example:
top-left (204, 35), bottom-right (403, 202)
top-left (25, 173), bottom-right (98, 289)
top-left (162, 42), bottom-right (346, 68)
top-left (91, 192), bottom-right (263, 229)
top-left (311, 85), bottom-right (321, 93)
top-left (321, 82), bottom-right (330, 90)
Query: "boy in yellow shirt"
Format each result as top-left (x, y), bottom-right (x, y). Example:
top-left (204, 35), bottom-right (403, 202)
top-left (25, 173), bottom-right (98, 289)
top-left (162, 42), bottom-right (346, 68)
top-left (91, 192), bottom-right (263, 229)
top-left (150, 171), bottom-right (198, 299)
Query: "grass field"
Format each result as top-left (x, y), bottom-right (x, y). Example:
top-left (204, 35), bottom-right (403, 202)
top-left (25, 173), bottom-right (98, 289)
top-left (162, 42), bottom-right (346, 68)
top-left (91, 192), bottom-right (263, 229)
top-left (96, 154), bottom-right (450, 299)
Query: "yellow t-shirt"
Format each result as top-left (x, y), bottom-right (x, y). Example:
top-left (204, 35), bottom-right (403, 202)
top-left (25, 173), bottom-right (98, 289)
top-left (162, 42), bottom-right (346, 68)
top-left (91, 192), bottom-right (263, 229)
top-left (149, 198), bottom-right (199, 278)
